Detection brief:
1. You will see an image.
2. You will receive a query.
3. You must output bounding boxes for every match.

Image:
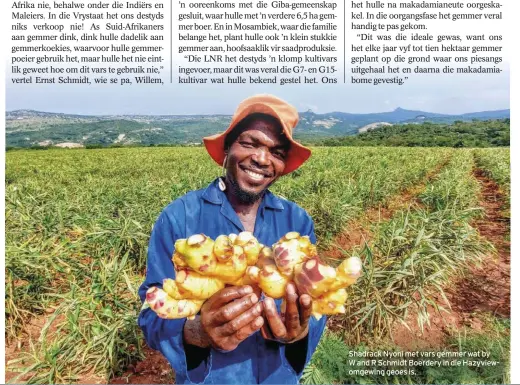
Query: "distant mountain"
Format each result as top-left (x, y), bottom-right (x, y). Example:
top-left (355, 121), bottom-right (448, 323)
top-left (321, 119), bottom-right (510, 148)
top-left (460, 109), bottom-right (511, 119)
top-left (5, 108), bottom-right (510, 148)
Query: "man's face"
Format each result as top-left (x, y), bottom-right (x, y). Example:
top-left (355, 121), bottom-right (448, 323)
top-left (225, 118), bottom-right (289, 203)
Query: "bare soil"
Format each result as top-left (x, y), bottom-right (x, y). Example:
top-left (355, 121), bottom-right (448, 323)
top-left (109, 347), bottom-right (174, 385)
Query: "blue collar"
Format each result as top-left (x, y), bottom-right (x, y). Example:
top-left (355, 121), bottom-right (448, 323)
top-left (201, 178), bottom-right (284, 211)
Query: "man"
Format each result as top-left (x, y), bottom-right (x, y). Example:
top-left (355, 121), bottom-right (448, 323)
top-left (138, 94), bottom-right (326, 384)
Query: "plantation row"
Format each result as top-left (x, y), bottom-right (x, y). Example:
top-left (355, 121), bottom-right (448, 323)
top-left (306, 149), bottom-right (510, 384)
top-left (334, 150), bottom-right (487, 343)
top-left (474, 148), bottom-right (511, 197)
top-left (5, 147), bottom-right (509, 383)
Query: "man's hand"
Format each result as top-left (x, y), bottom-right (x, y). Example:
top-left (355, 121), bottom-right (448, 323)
top-left (185, 285), bottom-right (264, 352)
top-left (261, 283), bottom-right (312, 344)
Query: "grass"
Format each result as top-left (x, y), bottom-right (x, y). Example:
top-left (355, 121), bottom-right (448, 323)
top-left (328, 150), bottom-right (492, 344)
top-left (4, 146), bottom-right (508, 383)
top-left (303, 316), bottom-right (509, 384)
top-left (473, 148), bottom-right (511, 225)
top-left (473, 148), bottom-right (510, 197)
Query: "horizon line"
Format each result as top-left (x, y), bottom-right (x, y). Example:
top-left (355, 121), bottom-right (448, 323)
top-left (5, 106), bottom-right (512, 117)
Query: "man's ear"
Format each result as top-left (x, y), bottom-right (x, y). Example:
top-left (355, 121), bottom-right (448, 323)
top-left (223, 153), bottom-right (228, 168)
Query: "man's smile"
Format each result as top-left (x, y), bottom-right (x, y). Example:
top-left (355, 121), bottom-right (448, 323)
top-left (240, 166), bottom-right (272, 182)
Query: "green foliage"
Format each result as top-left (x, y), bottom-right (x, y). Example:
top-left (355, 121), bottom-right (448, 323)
top-left (5, 147), bottom-right (509, 383)
top-left (320, 120), bottom-right (510, 148)
top-left (335, 151), bottom-right (491, 344)
top-left (420, 150), bottom-right (480, 212)
top-left (271, 147), bottom-right (450, 243)
top-left (304, 320), bottom-right (509, 385)
top-left (473, 148), bottom-right (510, 197)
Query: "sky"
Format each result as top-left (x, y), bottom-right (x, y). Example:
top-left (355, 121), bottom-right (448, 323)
top-left (4, 0), bottom-right (511, 115)
top-left (5, 71), bottom-right (510, 115)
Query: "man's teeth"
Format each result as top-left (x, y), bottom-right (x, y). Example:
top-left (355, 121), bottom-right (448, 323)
top-left (245, 169), bottom-right (264, 180)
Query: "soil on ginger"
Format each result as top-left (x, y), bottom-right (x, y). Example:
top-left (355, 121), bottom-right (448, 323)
top-left (388, 168), bottom-right (510, 350)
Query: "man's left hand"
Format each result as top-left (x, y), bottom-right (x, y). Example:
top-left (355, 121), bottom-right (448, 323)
top-left (261, 283), bottom-right (312, 344)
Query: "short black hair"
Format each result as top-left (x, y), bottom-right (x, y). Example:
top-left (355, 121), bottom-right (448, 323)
top-left (224, 113), bottom-right (285, 152)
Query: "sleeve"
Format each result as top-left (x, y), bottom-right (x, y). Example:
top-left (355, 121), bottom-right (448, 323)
top-left (137, 202), bottom-right (211, 384)
top-left (284, 213), bottom-right (327, 376)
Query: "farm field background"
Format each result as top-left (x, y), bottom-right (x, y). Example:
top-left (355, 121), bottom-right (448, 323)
top-left (5, 146), bottom-right (510, 384)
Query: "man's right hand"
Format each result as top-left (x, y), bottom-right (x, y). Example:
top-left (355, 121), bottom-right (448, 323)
top-left (184, 285), bottom-right (264, 352)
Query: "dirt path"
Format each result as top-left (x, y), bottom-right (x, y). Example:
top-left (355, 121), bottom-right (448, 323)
top-left (389, 167), bottom-right (510, 350)
top-left (447, 169), bottom-right (510, 317)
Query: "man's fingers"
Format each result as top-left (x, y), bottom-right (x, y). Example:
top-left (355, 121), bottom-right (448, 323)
top-left (205, 285), bottom-right (253, 310)
top-left (227, 316), bottom-right (264, 347)
top-left (263, 297), bottom-right (287, 340)
top-left (284, 283), bottom-right (300, 333)
top-left (260, 323), bottom-right (275, 340)
top-left (212, 293), bottom-right (259, 325)
top-left (217, 303), bottom-right (263, 337)
top-left (299, 294), bottom-right (312, 327)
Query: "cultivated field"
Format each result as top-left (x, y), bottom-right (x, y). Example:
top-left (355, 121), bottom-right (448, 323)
top-left (5, 147), bottom-right (510, 384)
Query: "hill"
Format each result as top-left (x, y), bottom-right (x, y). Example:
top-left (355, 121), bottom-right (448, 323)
top-left (320, 119), bottom-right (510, 148)
top-left (5, 108), bottom-right (510, 148)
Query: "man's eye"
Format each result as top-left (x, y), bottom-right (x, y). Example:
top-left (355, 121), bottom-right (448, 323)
top-left (240, 141), bottom-right (254, 148)
top-left (273, 150), bottom-right (287, 159)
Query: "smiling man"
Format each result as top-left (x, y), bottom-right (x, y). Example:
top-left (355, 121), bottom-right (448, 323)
top-left (138, 95), bottom-right (327, 384)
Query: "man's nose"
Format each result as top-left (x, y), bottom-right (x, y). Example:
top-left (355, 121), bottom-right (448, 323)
top-left (251, 147), bottom-right (269, 166)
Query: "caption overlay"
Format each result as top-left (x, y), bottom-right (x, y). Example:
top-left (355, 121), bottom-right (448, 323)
top-left (348, 349), bottom-right (503, 377)
top-left (10, 0), bottom-right (506, 86)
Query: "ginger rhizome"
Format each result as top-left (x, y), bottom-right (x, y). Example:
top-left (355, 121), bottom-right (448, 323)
top-left (247, 232), bottom-right (362, 319)
top-left (146, 231), bottom-right (362, 320)
top-left (146, 232), bottom-right (264, 319)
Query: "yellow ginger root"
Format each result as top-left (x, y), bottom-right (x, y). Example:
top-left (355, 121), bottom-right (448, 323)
top-left (234, 232), bottom-right (263, 266)
top-left (175, 234), bottom-right (217, 274)
top-left (294, 256), bottom-right (363, 297)
top-left (257, 246), bottom-right (274, 267)
top-left (311, 289), bottom-right (348, 320)
top-left (150, 275), bottom-right (223, 320)
top-left (163, 278), bottom-right (183, 299)
top-left (236, 246), bottom-right (274, 289)
top-left (249, 232), bottom-right (363, 319)
top-left (147, 232), bottom-right (264, 319)
top-left (146, 231), bottom-right (361, 320)
top-left (173, 251), bottom-right (188, 269)
top-left (247, 264), bottom-right (290, 299)
top-left (146, 286), bottom-right (203, 319)
top-left (213, 235), bottom-right (234, 262)
top-left (293, 257), bottom-right (338, 297)
top-left (175, 270), bottom-right (225, 299)
top-left (212, 245), bottom-right (248, 284)
top-left (272, 232), bottom-right (316, 278)
top-left (328, 256), bottom-right (363, 292)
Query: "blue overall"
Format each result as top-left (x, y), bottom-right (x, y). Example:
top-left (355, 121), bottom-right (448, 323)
top-left (138, 179), bottom-right (326, 384)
